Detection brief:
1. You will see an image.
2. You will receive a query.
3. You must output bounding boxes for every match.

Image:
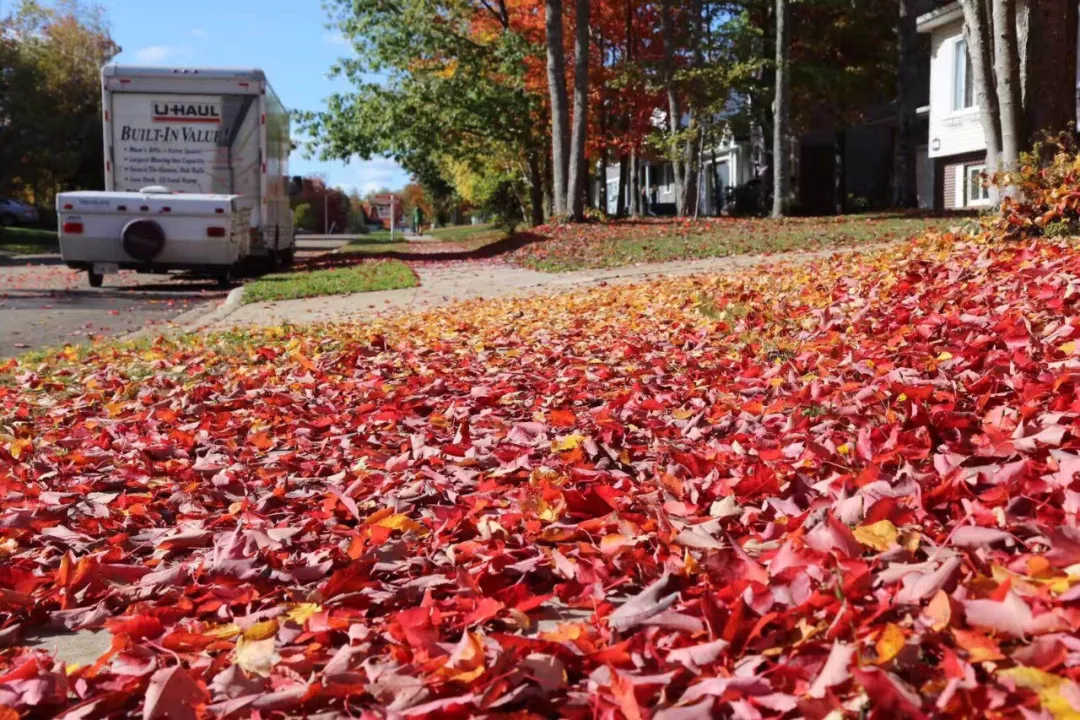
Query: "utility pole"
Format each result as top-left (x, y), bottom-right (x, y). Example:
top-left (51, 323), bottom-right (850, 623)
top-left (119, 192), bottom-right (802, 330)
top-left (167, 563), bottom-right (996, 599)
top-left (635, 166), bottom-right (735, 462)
top-left (323, 193), bottom-right (329, 234)
top-left (389, 195), bottom-right (395, 241)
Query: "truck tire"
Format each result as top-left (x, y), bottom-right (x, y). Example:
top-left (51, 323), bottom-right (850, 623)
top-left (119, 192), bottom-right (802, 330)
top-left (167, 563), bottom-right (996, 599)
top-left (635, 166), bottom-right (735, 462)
top-left (121, 219), bottom-right (166, 262)
top-left (88, 270), bottom-right (103, 288)
top-left (0, 214), bottom-right (15, 227)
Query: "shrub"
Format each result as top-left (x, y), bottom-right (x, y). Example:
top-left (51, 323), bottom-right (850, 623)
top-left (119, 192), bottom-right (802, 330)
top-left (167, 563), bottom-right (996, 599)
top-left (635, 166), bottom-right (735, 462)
top-left (481, 180), bottom-right (524, 233)
top-left (993, 130), bottom-right (1080, 238)
top-left (293, 203), bottom-right (315, 232)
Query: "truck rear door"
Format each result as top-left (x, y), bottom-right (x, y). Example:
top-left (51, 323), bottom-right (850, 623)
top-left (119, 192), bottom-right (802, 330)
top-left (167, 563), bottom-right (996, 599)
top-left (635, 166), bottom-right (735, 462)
top-left (108, 93), bottom-right (261, 200)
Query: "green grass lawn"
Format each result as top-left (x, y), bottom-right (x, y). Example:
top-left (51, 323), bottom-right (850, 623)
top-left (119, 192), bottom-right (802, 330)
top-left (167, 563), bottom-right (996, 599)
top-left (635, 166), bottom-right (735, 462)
top-left (510, 214), bottom-right (962, 272)
top-left (339, 224), bottom-right (507, 257)
top-left (0, 227), bottom-right (59, 255)
top-left (242, 259), bottom-right (417, 304)
top-left (428, 223), bottom-right (495, 241)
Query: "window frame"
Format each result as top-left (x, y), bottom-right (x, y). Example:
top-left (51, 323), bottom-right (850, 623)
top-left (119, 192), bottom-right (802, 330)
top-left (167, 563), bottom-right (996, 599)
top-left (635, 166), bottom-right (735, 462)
top-left (952, 36), bottom-right (975, 112)
top-left (965, 163), bottom-right (992, 207)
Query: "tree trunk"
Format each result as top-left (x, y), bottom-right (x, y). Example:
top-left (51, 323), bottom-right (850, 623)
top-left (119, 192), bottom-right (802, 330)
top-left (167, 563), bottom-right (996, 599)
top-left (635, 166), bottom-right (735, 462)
top-left (616, 152), bottom-right (628, 217)
top-left (567, 0), bottom-right (590, 220)
top-left (834, 127), bottom-right (846, 215)
top-left (893, 0), bottom-right (919, 208)
top-left (527, 147), bottom-right (544, 226)
top-left (545, 0), bottom-right (570, 215)
top-left (598, 32), bottom-right (608, 216)
top-left (1023, 0), bottom-right (1077, 149)
top-left (960, 0), bottom-right (1002, 187)
top-left (993, 0), bottom-right (1022, 170)
top-left (660, 0), bottom-right (685, 215)
top-left (771, 0), bottom-right (791, 217)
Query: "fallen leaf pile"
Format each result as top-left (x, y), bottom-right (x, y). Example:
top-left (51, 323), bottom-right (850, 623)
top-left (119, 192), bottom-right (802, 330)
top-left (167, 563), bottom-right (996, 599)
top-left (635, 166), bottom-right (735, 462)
top-left (509, 215), bottom-right (954, 271)
top-left (2, 231), bottom-right (1080, 717)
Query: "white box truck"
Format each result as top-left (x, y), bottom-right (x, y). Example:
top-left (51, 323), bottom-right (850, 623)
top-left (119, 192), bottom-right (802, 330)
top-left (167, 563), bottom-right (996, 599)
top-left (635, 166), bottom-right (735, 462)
top-left (57, 65), bottom-right (294, 287)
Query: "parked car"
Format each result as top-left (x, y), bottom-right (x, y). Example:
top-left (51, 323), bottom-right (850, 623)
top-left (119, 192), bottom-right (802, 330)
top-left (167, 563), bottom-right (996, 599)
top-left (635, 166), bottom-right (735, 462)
top-left (0, 198), bottom-right (40, 227)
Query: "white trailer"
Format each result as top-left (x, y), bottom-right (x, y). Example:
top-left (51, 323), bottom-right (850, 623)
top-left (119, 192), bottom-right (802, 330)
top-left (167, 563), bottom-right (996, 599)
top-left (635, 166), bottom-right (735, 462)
top-left (57, 65), bottom-right (294, 286)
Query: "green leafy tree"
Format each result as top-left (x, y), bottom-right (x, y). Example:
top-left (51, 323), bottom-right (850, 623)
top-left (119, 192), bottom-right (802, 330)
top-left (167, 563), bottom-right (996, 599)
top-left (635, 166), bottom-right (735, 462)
top-left (299, 0), bottom-right (548, 226)
top-left (0, 0), bottom-right (119, 205)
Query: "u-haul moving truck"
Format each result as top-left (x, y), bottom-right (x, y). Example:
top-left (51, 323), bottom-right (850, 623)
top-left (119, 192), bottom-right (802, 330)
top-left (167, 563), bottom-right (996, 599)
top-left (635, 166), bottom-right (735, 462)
top-left (57, 65), bottom-right (294, 287)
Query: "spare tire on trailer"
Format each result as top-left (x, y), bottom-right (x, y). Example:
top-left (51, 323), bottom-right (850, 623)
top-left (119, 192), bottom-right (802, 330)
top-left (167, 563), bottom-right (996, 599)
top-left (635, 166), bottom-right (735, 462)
top-left (121, 219), bottom-right (166, 262)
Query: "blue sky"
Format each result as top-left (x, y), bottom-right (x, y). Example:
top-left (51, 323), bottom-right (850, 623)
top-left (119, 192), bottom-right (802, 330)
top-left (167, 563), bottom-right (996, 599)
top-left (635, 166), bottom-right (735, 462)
top-left (93, 0), bottom-right (410, 195)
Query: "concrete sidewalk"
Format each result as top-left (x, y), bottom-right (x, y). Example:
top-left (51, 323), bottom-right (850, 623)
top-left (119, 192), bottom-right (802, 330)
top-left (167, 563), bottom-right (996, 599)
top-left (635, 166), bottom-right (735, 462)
top-left (208, 245), bottom-right (858, 332)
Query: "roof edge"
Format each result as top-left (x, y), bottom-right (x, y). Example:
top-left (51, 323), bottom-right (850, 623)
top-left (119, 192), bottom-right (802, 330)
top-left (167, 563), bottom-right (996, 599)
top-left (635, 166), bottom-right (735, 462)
top-left (917, 2), bottom-right (964, 33)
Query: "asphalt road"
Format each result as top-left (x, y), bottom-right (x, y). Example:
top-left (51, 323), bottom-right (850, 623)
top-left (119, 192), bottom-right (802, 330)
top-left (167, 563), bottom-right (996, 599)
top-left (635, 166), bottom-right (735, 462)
top-left (0, 238), bottom-right (346, 357)
top-left (0, 258), bottom-right (229, 357)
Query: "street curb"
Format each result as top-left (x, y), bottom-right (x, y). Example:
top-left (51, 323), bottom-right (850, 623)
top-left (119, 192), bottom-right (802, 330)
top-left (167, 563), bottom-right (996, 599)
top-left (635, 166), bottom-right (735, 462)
top-left (116, 284), bottom-right (245, 344)
top-left (184, 284), bottom-right (246, 332)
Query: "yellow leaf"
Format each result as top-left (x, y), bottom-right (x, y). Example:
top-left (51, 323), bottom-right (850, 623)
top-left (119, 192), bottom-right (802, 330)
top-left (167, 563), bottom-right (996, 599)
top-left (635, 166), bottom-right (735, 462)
top-left (286, 603), bottom-right (321, 626)
top-left (937, 351), bottom-right (954, 361)
top-left (854, 520), bottom-right (899, 552)
top-left (897, 393), bottom-right (908, 402)
top-left (235, 636), bottom-right (280, 678)
top-left (875, 623), bottom-right (906, 664)
top-left (553, 434), bottom-right (585, 451)
top-left (1000, 666), bottom-right (1080, 720)
top-left (1060, 341), bottom-right (1077, 355)
top-left (204, 623), bottom-right (241, 640)
top-left (837, 443), bottom-right (851, 455)
top-left (672, 408), bottom-right (695, 420)
top-left (924, 589), bottom-right (952, 631)
top-left (243, 619), bottom-right (279, 641)
top-left (376, 514), bottom-right (425, 533)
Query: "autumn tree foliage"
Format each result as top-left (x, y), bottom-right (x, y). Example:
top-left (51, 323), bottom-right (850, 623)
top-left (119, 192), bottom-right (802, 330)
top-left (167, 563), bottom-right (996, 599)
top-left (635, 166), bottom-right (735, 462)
top-left (0, 0), bottom-right (119, 205)
top-left (290, 176), bottom-right (350, 234)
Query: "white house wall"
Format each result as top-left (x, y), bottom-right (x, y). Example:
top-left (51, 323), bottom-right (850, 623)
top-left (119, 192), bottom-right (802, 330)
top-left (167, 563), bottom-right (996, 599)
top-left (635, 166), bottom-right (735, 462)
top-left (927, 17), bottom-right (987, 159)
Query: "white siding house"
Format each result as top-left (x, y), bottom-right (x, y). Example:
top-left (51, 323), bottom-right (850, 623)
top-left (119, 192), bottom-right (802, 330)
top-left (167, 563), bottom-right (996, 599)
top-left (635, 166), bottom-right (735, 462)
top-left (918, 0), bottom-right (1080, 210)
top-left (918, 2), bottom-right (992, 210)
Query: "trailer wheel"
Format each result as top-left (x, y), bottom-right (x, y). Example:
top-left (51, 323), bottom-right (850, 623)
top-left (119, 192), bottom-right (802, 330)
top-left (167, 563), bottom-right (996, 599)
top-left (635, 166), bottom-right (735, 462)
top-left (88, 270), bottom-right (103, 288)
top-left (215, 267), bottom-right (233, 289)
top-left (121, 219), bottom-right (166, 261)
top-left (281, 247), bottom-right (295, 267)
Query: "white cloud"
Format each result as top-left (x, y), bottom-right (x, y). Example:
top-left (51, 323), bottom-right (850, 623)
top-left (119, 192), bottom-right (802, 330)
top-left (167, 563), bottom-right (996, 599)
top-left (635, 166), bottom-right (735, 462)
top-left (337, 157), bottom-right (410, 195)
top-left (324, 30), bottom-right (348, 46)
top-left (133, 45), bottom-right (173, 64)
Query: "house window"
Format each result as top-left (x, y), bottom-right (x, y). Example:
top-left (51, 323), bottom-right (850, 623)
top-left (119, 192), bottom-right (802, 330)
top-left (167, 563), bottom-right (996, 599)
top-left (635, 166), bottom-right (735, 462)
top-left (953, 38), bottom-right (974, 111)
top-left (965, 164), bottom-right (991, 206)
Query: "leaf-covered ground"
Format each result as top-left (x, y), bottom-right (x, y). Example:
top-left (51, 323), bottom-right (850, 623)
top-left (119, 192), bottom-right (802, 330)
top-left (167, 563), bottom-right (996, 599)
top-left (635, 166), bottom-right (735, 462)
top-left (2, 230), bottom-right (1080, 718)
top-left (510, 214), bottom-right (959, 272)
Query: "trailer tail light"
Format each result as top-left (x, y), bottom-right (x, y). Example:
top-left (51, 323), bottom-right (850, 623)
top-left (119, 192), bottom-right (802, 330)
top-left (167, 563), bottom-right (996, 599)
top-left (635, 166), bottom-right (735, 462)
top-left (215, 208), bottom-right (225, 214)
top-left (206, 227), bottom-right (227, 238)
top-left (62, 203), bottom-right (73, 210)
top-left (140, 205), bottom-right (149, 212)
top-left (161, 207), bottom-right (171, 213)
top-left (117, 205), bottom-right (127, 211)
top-left (62, 222), bottom-right (84, 234)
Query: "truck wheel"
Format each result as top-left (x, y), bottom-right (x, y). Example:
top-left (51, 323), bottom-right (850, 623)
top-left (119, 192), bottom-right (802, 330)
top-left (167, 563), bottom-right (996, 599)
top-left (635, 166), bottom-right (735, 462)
top-left (281, 248), bottom-right (295, 267)
top-left (88, 270), bottom-right (104, 288)
top-left (0, 214), bottom-right (14, 227)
